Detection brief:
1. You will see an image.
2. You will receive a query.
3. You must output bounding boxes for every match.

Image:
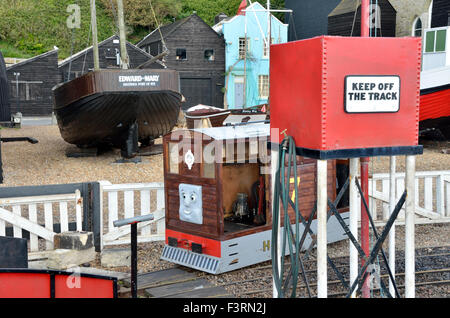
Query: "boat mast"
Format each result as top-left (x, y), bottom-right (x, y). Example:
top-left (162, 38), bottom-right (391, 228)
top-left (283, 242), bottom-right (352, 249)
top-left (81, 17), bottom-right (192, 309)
top-left (90, 0), bottom-right (100, 70)
top-left (117, 0), bottom-right (130, 69)
top-left (243, 8), bottom-right (248, 108)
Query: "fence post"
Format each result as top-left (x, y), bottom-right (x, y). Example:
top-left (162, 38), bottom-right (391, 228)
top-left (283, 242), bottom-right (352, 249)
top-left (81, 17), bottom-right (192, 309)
top-left (436, 174), bottom-right (444, 216)
top-left (90, 181), bottom-right (103, 252)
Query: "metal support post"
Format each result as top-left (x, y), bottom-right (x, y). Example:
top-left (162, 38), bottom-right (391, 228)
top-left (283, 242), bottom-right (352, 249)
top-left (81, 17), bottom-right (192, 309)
top-left (317, 159), bottom-right (328, 298)
top-left (271, 145), bottom-right (280, 298)
top-left (130, 222), bottom-right (137, 298)
top-left (405, 155), bottom-right (416, 298)
top-left (114, 214), bottom-right (154, 298)
top-left (361, 0), bottom-right (370, 37)
top-left (360, 157), bottom-right (370, 297)
top-left (349, 158), bottom-right (359, 298)
top-left (389, 156), bottom-right (397, 297)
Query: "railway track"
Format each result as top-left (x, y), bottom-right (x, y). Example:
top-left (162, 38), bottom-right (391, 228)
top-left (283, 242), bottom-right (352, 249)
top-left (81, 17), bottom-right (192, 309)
top-left (216, 245), bottom-right (450, 298)
top-left (119, 245), bottom-right (450, 298)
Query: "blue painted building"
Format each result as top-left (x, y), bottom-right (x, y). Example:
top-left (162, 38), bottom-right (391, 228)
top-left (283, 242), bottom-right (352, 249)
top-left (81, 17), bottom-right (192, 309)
top-left (213, 2), bottom-right (288, 109)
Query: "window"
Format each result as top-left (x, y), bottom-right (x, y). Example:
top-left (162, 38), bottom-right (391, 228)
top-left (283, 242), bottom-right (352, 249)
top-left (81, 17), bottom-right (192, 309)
top-left (10, 81), bottom-right (43, 101)
top-left (239, 37), bottom-right (250, 59)
top-left (168, 142), bottom-right (179, 174)
top-left (425, 29), bottom-right (447, 53)
top-left (258, 75), bottom-right (269, 99)
top-left (204, 49), bottom-right (215, 61)
top-left (202, 144), bottom-right (215, 179)
top-left (263, 38), bottom-right (274, 58)
top-left (412, 17), bottom-right (422, 37)
top-left (176, 48), bottom-right (187, 60)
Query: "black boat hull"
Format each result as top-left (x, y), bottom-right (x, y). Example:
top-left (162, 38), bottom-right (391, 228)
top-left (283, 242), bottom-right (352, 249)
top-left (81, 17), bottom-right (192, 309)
top-left (53, 69), bottom-right (182, 151)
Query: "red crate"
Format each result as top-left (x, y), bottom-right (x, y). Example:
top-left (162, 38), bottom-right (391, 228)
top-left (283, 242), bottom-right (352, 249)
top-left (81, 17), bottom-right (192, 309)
top-left (270, 36), bottom-right (423, 158)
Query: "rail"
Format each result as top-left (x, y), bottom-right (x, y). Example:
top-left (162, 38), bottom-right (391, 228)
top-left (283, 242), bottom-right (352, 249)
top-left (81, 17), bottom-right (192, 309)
top-left (99, 181), bottom-right (165, 249)
top-left (0, 191), bottom-right (82, 251)
top-left (367, 170), bottom-right (450, 226)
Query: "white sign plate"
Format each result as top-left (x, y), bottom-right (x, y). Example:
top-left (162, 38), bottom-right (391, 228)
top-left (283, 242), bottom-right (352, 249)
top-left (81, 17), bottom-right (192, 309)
top-left (344, 76), bottom-right (400, 113)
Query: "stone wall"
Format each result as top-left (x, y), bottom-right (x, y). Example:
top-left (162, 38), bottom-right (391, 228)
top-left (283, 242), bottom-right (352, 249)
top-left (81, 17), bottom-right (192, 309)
top-left (389, 0), bottom-right (433, 37)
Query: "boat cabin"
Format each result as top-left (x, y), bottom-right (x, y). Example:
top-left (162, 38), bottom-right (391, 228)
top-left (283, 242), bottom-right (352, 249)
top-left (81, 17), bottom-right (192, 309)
top-left (162, 123), bottom-right (338, 242)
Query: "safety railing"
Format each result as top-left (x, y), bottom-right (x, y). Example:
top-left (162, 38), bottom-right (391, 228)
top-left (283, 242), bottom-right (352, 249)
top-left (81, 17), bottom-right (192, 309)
top-left (99, 181), bottom-right (165, 249)
top-left (367, 170), bottom-right (450, 226)
top-left (0, 191), bottom-right (82, 251)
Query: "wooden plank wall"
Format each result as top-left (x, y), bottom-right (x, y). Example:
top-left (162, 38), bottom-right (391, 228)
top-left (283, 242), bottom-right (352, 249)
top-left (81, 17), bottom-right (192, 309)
top-left (0, 51), bottom-right (11, 121)
top-left (431, 0), bottom-right (450, 28)
top-left (7, 51), bottom-right (61, 116)
top-left (59, 37), bottom-right (163, 83)
top-left (328, 0), bottom-right (396, 37)
top-left (141, 15), bottom-right (225, 109)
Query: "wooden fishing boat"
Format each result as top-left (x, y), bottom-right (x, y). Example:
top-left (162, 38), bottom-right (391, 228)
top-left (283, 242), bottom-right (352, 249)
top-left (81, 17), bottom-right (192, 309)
top-left (53, 68), bottom-right (182, 156)
top-left (185, 104), bottom-right (268, 129)
top-left (53, 0), bottom-right (182, 158)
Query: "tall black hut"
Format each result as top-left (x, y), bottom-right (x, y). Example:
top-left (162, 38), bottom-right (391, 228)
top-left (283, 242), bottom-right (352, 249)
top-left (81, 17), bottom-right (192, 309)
top-left (0, 51), bottom-right (11, 122)
top-left (431, 0), bottom-right (450, 28)
top-left (137, 14), bottom-right (225, 110)
top-left (328, 0), bottom-right (397, 37)
top-left (6, 49), bottom-right (61, 116)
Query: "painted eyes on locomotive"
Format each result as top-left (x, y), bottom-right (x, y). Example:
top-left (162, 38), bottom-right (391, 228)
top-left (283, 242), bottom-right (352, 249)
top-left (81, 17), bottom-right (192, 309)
top-left (178, 184), bottom-right (203, 225)
top-left (181, 192), bottom-right (197, 202)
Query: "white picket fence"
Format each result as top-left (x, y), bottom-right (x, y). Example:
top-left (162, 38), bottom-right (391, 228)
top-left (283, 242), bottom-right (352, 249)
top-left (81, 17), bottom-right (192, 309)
top-left (367, 170), bottom-right (450, 226)
top-left (99, 181), bottom-right (165, 249)
top-left (0, 171), bottom-right (447, 252)
top-left (0, 191), bottom-right (82, 251)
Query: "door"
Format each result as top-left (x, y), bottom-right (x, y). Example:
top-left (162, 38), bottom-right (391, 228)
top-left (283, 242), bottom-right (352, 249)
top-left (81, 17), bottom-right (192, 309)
top-left (180, 78), bottom-right (212, 110)
top-left (234, 76), bottom-right (244, 109)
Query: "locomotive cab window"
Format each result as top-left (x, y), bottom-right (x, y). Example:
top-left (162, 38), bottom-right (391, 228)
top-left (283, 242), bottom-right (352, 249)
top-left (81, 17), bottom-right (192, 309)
top-left (168, 142), bottom-right (179, 174)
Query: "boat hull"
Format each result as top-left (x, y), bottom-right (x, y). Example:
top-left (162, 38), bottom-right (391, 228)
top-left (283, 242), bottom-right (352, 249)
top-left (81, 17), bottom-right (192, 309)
top-left (420, 85), bottom-right (450, 139)
top-left (53, 69), bottom-right (182, 149)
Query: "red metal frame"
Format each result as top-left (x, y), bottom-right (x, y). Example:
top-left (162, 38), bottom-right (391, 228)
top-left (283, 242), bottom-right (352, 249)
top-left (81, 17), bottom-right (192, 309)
top-left (0, 270), bottom-right (117, 298)
top-left (166, 229), bottom-right (221, 258)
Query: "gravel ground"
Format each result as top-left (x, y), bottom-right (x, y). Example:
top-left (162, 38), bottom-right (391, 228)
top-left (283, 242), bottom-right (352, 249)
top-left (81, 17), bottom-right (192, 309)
top-left (0, 125), bottom-right (449, 298)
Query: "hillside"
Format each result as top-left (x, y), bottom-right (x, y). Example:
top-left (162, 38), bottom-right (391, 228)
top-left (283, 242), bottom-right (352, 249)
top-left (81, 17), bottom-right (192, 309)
top-left (0, 0), bottom-right (284, 60)
top-left (0, 0), bottom-right (119, 59)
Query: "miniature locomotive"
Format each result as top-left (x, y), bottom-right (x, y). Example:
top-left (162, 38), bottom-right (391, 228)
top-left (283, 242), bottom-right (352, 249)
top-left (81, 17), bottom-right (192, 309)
top-left (160, 123), bottom-right (349, 274)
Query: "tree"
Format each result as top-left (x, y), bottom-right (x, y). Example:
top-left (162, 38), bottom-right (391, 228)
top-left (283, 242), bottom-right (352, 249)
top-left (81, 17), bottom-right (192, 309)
top-left (179, 0), bottom-right (285, 26)
top-left (100, 0), bottom-right (182, 29)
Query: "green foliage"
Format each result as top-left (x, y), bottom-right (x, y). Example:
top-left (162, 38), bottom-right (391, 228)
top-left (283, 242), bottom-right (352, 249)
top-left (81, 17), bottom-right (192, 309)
top-left (0, 0), bottom-right (285, 59)
top-left (179, 0), bottom-right (285, 25)
top-left (0, 0), bottom-right (115, 59)
top-left (100, 0), bottom-right (182, 29)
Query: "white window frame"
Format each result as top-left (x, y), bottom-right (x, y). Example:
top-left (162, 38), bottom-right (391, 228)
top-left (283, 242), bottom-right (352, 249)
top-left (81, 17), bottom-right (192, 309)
top-left (258, 75), bottom-right (269, 99)
top-left (263, 37), bottom-right (274, 59)
top-left (412, 16), bottom-right (423, 37)
top-left (239, 37), bottom-right (250, 59)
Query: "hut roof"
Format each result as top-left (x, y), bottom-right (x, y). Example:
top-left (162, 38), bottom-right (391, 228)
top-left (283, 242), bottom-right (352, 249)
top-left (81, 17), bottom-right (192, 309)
top-left (58, 35), bottom-right (164, 68)
top-left (6, 49), bottom-right (59, 71)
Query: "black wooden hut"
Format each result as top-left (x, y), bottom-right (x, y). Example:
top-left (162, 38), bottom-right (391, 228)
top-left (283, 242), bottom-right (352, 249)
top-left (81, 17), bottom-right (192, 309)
top-left (328, 0), bottom-right (396, 37)
top-left (284, 0), bottom-right (341, 41)
top-left (137, 14), bottom-right (225, 111)
top-left (58, 35), bottom-right (164, 83)
top-left (431, 0), bottom-right (450, 28)
top-left (0, 51), bottom-right (11, 122)
top-left (6, 49), bottom-right (61, 116)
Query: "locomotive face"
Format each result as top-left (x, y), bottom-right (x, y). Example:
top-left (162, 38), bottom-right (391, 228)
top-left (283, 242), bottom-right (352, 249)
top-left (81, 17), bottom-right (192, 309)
top-left (179, 184), bottom-right (203, 224)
